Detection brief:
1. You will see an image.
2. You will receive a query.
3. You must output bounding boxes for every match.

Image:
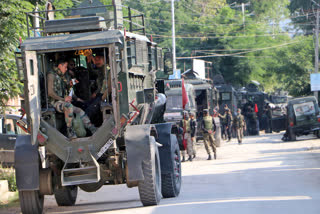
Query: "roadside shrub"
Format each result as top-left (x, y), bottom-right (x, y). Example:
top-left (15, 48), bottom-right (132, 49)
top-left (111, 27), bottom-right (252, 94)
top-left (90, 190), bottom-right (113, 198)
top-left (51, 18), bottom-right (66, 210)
top-left (0, 165), bottom-right (16, 192)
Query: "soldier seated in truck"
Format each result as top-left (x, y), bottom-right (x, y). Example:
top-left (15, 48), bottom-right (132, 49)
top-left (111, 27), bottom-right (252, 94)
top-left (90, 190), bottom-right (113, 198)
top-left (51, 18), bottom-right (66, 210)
top-left (85, 49), bottom-right (112, 126)
top-left (47, 58), bottom-right (97, 139)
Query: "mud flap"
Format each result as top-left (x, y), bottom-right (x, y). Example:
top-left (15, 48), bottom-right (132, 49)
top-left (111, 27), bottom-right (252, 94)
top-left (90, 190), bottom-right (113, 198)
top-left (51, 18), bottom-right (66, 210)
top-left (125, 124), bottom-right (153, 181)
top-left (155, 123), bottom-right (177, 174)
top-left (14, 135), bottom-right (39, 190)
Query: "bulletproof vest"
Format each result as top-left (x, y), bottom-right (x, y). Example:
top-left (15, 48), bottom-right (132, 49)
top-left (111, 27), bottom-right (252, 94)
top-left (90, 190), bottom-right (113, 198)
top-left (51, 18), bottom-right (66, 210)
top-left (236, 114), bottom-right (244, 127)
top-left (203, 116), bottom-right (213, 130)
top-left (184, 119), bottom-right (191, 132)
top-left (48, 69), bottom-right (68, 103)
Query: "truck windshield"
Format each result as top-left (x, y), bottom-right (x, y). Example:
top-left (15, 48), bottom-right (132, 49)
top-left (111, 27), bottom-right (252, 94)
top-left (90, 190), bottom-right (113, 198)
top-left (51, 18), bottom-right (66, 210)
top-left (293, 102), bottom-right (315, 117)
top-left (166, 95), bottom-right (183, 110)
top-left (221, 92), bottom-right (231, 101)
top-left (273, 97), bottom-right (287, 104)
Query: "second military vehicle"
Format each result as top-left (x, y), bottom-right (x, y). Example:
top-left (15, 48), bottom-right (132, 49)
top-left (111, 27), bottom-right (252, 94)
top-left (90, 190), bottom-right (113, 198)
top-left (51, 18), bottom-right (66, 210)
top-left (164, 79), bottom-right (197, 123)
top-left (282, 96), bottom-right (320, 141)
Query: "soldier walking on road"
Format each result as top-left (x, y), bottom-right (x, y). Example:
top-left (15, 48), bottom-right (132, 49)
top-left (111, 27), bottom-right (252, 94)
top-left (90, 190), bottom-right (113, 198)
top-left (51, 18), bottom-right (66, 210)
top-left (219, 111), bottom-right (227, 140)
top-left (213, 108), bottom-right (221, 147)
top-left (202, 109), bottom-right (217, 160)
top-left (180, 112), bottom-right (194, 161)
top-left (225, 108), bottom-right (233, 142)
top-left (234, 108), bottom-right (245, 144)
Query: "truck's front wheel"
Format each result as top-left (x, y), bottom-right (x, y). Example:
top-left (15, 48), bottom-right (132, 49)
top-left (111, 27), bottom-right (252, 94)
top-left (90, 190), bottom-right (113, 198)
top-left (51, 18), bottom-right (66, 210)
top-left (138, 137), bottom-right (162, 206)
top-left (19, 190), bottom-right (44, 214)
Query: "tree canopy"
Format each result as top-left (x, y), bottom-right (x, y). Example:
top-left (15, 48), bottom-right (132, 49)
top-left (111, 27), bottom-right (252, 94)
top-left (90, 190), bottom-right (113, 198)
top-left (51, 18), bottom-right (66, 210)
top-left (0, 0), bottom-right (317, 109)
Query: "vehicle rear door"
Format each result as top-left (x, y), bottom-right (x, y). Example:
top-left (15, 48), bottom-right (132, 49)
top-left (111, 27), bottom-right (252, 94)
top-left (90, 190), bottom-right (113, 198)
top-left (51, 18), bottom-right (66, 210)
top-left (293, 101), bottom-right (317, 126)
top-left (24, 51), bottom-right (41, 145)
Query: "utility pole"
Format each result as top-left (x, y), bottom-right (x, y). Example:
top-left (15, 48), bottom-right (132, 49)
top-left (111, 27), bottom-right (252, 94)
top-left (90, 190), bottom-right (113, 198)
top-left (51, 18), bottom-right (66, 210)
top-left (315, 9), bottom-right (319, 100)
top-left (241, 3), bottom-right (245, 29)
top-left (171, 0), bottom-right (177, 77)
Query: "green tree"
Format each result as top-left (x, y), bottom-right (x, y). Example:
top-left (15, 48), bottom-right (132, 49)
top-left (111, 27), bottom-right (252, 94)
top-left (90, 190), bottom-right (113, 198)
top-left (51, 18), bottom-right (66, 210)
top-left (0, 0), bottom-right (34, 114)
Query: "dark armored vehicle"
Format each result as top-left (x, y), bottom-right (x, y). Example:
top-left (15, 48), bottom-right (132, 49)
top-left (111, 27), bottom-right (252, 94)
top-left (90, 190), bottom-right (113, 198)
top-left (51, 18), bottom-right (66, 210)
top-left (270, 95), bottom-right (288, 132)
top-left (215, 84), bottom-right (238, 115)
top-left (185, 78), bottom-right (218, 141)
top-left (283, 96), bottom-right (320, 141)
top-left (14, 1), bottom-right (181, 213)
top-left (163, 79), bottom-right (197, 123)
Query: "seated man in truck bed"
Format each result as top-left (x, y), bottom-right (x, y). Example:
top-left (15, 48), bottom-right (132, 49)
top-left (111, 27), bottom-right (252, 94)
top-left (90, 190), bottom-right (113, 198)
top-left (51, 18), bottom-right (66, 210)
top-left (85, 49), bottom-right (112, 126)
top-left (47, 58), bottom-right (97, 139)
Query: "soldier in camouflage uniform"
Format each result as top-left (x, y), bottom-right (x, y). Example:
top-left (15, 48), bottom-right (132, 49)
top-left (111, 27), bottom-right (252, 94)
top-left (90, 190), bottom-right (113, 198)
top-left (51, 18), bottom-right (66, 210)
top-left (202, 109), bottom-right (217, 160)
top-left (179, 112), bottom-right (194, 162)
top-left (234, 108), bottom-right (245, 144)
top-left (47, 58), bottom-right (96, 139)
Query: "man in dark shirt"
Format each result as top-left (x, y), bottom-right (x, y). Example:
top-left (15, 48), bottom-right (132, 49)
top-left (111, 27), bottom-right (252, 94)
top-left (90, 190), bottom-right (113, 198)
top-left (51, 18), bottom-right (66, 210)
top-left (190, 112), bottom-right (197, 159)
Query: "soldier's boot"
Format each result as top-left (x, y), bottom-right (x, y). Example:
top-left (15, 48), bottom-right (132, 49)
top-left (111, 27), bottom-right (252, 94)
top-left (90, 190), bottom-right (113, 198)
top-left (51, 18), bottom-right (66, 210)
top-left (67, 127), bottom-right (77, 139)
top-left (181, 156), bottom-right (186, 162)
top-left (207, 154), bottom-right (212, 160)
top-left (188, 155), bottom-right (193, 162)
top-left (214, 152), bottom-right (217, 160)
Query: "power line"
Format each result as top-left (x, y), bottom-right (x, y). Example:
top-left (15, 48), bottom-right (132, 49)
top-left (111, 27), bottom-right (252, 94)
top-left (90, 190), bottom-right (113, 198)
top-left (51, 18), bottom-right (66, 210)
top-left (148, 32), bottom-right (293, 39)
top-left (176, 41), bottom-right (300, 59)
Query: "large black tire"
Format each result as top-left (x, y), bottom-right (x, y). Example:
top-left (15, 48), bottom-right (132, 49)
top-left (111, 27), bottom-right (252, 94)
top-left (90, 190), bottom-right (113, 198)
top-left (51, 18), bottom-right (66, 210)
top-left (19, 190), bottom-right (44, 214)
top-left (138, 136), bottom-right (162, 206)
top-left (54, 185), bottom-right (78, 206)
top-left (79, 181), bottom-right (104, 192)
top-left (161, 136), bottom-right (181, 198)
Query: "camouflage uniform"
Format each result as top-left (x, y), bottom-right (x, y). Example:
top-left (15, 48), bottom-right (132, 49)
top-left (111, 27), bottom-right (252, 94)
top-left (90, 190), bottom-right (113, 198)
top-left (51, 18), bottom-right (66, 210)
top-left (180, 116), bottom-right (194, 161)
top-left (47, 67), bottom-right (96, 137)
top-left (234, 111), bottom-right (245, 144)
top-left (202, 114), bottom-right (217, 160)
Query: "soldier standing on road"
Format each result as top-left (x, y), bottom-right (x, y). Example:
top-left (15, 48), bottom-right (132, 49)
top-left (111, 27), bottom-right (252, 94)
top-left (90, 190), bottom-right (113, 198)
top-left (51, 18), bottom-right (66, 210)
top-left (180, 112), bottom-right (194, 161)
top-left (202, 109), bottom-right (217, 160)
top-left (213, 108), bottom-right (221, 147)
top-left (234, 108), bottom-right (245, 144)
top-left (225, 108), bottom-right (233, 142)
top-left (47, 58), bottom-right (97, 139)
top-left (190, 112), bottom-right (197, 159)
top-left (219, 111), bottom-right (227, 140)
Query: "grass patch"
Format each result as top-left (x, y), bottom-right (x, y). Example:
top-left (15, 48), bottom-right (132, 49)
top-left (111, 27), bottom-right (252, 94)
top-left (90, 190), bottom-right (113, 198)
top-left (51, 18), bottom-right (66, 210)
top-left (0, 165), bottom-right (16, 192)
top-left (0, 192), bottom-right (19, 208)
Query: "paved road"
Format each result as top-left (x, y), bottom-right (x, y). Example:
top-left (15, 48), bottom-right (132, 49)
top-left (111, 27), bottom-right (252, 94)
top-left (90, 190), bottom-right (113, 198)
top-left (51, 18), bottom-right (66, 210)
top-left (3, 132), bottom-right (320, 214)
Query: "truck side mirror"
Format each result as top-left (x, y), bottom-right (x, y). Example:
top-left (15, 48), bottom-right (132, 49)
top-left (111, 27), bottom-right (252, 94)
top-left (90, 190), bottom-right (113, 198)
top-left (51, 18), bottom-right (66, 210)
top-left (164, 51), bottom-right (173, 75)
top-left (15, 52), bottom-right (24, 82)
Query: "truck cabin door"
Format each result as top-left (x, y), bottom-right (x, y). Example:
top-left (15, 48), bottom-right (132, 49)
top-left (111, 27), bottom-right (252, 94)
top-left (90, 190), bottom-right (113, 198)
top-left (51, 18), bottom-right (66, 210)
top-left (23, 51), bottom-right (41, 145)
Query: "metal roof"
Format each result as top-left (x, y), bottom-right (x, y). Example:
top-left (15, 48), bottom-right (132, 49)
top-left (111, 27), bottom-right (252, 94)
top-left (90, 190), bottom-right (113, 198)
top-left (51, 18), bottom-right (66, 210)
top-left (21, 30), bottom-right (124, 51)
top-left (21, 30), bottom-right (150, 52)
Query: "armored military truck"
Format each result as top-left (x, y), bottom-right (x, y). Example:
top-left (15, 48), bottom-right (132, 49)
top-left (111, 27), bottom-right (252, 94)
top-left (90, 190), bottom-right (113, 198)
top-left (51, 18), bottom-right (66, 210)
top-left (163, 79), bottom-right (197, 123)
top-left (184, 78), bottom-right (218, 141)
top-left (14, 1), bottom-right (181, 213)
